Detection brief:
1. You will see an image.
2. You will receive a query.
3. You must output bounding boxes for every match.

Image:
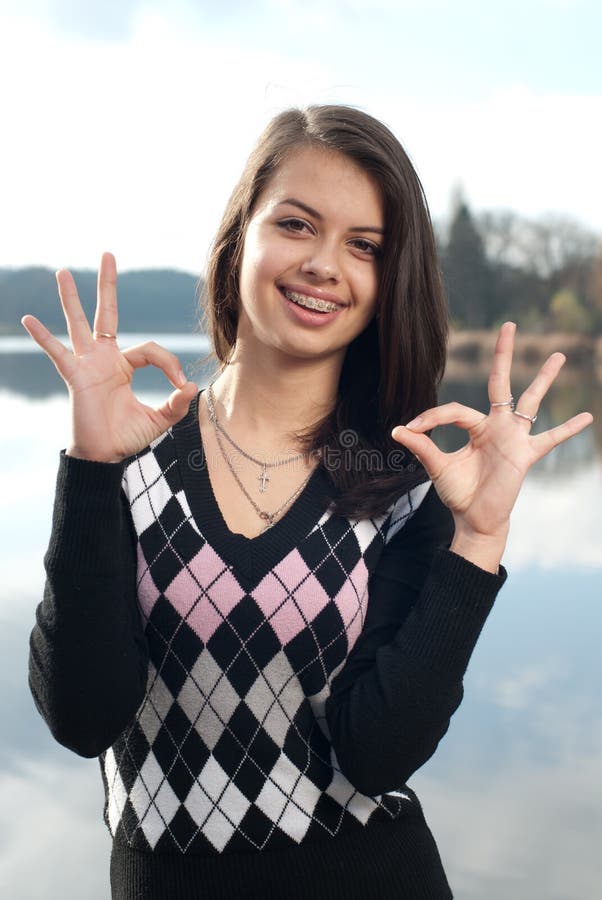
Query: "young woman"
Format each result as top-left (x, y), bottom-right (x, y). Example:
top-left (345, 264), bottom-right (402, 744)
top-left (23, 106), bottom-right (592, 900)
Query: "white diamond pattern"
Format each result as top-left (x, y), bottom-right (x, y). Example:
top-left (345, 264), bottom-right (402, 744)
top-left (125, 446), bottom-right (175, 534)
top-left (104, 747), bottom-right (128, 836)
top-left (184, 756), bottom-right (251, 850)
top-left (387, 481), bottom-right (431, 542)
top-left (130, 752), bottom-right (179, 848)
top-left (326, 767), bottom-right (378, 824)
top-left (203, 807), bottom-right (240, 852)
top-left (270, 753), bottom-right (319, 820)
top-left (255, 777), bottom-right (288, 821)
top-left (279, 802), bottom-right (312, 843)
top-left (104, 428), bottom-right (427, 855)
top-left (174, 488), bottom-right (197, 531)
top-left (351, 516), bottom-right (386, 554)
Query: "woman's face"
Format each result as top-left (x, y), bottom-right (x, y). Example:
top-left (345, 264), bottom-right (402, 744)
top-left (236, 145), bottom-right (384, 369)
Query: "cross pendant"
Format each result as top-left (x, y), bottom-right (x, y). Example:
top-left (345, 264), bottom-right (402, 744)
top-left (258, 467), bottom-right (270, 493)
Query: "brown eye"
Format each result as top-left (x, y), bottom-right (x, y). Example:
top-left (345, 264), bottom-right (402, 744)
top-left (277, 218), bottom-right (312, 234)
top-left (350, 238), bottom-right (381, 258)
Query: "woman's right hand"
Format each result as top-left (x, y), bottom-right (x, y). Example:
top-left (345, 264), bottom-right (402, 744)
top-left (21, 252), bottom-right (198, 462)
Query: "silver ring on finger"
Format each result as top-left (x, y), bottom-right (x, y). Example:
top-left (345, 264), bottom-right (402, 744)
top-left (490, 396), bottom-right (514, 409)
top-left (93, 331), bottom-right (117, 340)
top-left (513, 408), bottom-right (537, 424)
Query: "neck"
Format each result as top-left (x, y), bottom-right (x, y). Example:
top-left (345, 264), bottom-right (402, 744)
top-left (210, 344), bottom-right (342, 450)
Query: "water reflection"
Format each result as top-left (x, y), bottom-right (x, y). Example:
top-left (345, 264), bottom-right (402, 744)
top-left (417, 753), bottom-right (602, 900)
top-left (438, 372), bottom-right (602, 472)
top-left (3, 336), bottom-right (600, 467)
top-left (412, 569), bottom-right (602, 899)
top-left (0, 335), bottom-right (213, 399)
top-left (1, 341), bottom-right (600, 900)
top-left (0, 752), bottom-right (110, 900)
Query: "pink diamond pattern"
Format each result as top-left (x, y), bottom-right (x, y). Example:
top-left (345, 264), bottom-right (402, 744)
top-left (333, 558), bottom-right (369, 650)
top-left (104, 412), bottom-right (425, 856)
top-left (253, 549), bottom-right (331, 645)
top-left (164, 543), bottom-right (245, 643)
top-left (137, 543), bottom-right (160, 622)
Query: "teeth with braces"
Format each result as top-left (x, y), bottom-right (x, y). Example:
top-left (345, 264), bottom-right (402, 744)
top-left (283, 290), bottom-right (340, 313)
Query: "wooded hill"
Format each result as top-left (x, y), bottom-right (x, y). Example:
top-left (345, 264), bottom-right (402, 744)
top-left (2, 201), bottom-right (601, 337)
top-left (439, 202), bottom-right (602, 335)
top-left (0, 267), bottom-right (202, 336)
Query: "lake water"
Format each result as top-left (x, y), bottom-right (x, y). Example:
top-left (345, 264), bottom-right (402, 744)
top-left (1, 336), bottom-right (601, 900)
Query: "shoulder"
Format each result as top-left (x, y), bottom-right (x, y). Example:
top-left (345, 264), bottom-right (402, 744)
top-left (122, 393), bottom-right (200, 499)
top-left (386, 479), bottom-right (431, 543)
top-left (385, 480), bottom-right (452, 546)
top-left (122, 429), bottom-right (176, 499)
top-left (374, 484), bottom-right (453, 588)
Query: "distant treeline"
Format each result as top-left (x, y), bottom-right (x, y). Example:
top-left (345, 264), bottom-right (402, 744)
top-left (0, 268), bottom-right (202, 336)
top-left (2, 201), bottom-right (601, 336)
top-left (441, 199), bottom-right (602, 335)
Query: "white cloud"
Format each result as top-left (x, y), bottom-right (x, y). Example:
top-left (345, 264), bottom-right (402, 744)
top-left (0, 13), bottom-right (334, 272)
top-left (373, 87), bottom-right (602, 233)
top-left (1, 9), bottom-right (600, 273)
top-left (492, 662), bottom-right (563, 710)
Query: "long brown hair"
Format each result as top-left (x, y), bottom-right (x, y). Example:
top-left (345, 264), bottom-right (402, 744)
top-left (203, 105), bottom-right (448, 517)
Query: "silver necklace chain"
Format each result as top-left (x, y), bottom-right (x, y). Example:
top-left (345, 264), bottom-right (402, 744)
top-left (205, 388), bottom-right (316, 530)
top-left (206, 383), bottom-right (308, 493)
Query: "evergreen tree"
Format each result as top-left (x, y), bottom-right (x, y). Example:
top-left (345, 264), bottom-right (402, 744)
top-left (442, 200), bottom-right (496, 328)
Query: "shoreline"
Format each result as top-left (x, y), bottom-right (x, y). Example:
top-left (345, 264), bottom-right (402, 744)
top-left (446, 330), bottom-right (602, 381)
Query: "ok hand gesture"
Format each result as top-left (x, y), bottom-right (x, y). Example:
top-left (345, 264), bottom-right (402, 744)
top-left (21, 252), bottom-right (198, 463)
top-left (392, 323), bottom-right (593, 572)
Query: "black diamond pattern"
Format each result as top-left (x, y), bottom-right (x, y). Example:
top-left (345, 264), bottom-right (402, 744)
top-left (100, 423), bottom-right (422, 854)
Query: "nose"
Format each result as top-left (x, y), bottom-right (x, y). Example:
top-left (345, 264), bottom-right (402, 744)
top-left (300, 244), bottom-right (341, 282)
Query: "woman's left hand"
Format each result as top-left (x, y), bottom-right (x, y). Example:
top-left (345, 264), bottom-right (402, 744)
top-left (391, 322), bottom-right (593, 572)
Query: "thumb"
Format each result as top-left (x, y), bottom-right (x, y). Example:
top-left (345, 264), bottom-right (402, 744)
top-left (156, 382), bottom-right (198, 428)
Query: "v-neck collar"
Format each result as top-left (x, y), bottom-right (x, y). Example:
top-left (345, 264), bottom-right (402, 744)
top-left (173, 393), bottom-right (334, 586)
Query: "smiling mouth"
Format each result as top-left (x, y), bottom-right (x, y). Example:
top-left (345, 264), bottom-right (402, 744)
top-left (282, 289), bottom-right (342, 313)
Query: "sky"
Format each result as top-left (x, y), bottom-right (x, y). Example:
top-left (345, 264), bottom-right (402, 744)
top-left (1, 0), bottom-right (601, 274)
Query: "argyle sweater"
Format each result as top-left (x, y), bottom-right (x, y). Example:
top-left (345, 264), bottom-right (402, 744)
top-left (30, 396), bottom-right (505, 900)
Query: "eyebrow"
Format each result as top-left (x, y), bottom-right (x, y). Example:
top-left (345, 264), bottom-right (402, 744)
top-left (276, 198), bottom-right (385, 235)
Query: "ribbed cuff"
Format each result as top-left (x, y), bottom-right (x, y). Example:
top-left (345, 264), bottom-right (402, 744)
top-left (44, 451), bottom-right (127, 575)
top-left (395, 548), bottom-right (506, 680)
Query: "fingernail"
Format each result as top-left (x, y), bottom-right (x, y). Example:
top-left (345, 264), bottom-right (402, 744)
top-left (405, 416), bottom-right (423, 430)
top-left (177, 370), bottom-right (187, 386)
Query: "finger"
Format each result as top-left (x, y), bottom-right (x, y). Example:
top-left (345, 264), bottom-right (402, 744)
top-left (513, 352), bottom-right (566, 421)
top-left (391, 426), bottom-right (448, 480)
top-left (531, 411), bottom-right (593, 459)
top-left (153, 382), bottom-right (198, 430)
top-left (403, 401), bottom-right (487, 434)
top-left (56, 268), bottom-right (94, 355)
top-left (123, 342), bottom-right (188, 389)
top-left (21, 315), bottom-right (76, 381)
top-left (488, 322), bottom-right (516, 406)
top-left (94, 252), bottom-right (119, 339)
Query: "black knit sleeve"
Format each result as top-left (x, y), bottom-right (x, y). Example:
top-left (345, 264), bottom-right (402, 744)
top-left (325, 486), bottom-right (505, 795)
top-left (28, 453), bottom-right (149, 758)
